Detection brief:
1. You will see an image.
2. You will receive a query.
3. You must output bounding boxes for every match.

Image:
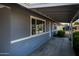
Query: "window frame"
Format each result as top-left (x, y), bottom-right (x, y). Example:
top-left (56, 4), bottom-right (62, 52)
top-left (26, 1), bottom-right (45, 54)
top-left (30, 16), bottom-right (46, 36)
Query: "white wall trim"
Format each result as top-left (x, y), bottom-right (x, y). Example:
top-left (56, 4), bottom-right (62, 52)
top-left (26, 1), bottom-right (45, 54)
top-left (0, 4), bottom-right (10, 9)
top-left (30, 16), bottom-right (46, 22)
top-left (49, 21), bottom-right (52, 37)
top-left (18, 3), bottom-right (75, 8)
top-left (11, 16), bottom-right (48, 44)
top-left (11, 32), bottom-right (49, 44)
top-left (30, 15), bottom-right (46, 35)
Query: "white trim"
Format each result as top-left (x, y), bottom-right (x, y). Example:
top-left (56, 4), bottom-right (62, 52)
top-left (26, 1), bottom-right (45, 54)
top-left (45, 20), bottom-right (46, 32)
top-left (0, 4), bottom-right (10, 9)
top-left (30, 16), bottom-right (46, 22)
top-left (11, 32), bottom-right (49, 44)
top-left (11, 16), bottom-right (47, 44)
top-left (35, 17), bottom-right (37, 34)
top-left (18, 3), bottom-right (75, 8)
top-left (30, 16), bottom-right (32, 35)
top-left (49, 21), bottom-right (52, 37)
top-left (30, 15), bottom-right (46, 35)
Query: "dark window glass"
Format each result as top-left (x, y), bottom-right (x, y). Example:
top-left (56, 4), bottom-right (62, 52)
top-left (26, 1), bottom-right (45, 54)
top-left (43, 21), bottom-right (45, 32)
top-left (36, 20), bottom-right (43, 34)
top-left (32, 18), bottom-right (45, 35)
top-left (32, 19), bottom-right (36, 35)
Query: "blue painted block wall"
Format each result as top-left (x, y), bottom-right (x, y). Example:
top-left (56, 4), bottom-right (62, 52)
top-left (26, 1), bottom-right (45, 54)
top-left (10, 33), bottom-right (50, 56)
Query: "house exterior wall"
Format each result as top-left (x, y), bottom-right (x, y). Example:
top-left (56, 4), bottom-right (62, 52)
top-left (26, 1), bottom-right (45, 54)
top-left (0, 6), bottom-right (11, 55)
top-left (0, 4), bottom-right (53, 55)
top-left (4, 4), bottom-right (50, 41)
top-left (10, 33), bottom-right (49, 55)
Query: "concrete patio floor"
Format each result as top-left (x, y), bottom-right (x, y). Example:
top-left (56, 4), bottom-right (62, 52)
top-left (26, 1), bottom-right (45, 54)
top-left (30, 37), bottom-right (75, 56)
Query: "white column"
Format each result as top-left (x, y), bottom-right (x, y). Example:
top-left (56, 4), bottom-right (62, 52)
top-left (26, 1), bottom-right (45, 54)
top-left (49, 22), bottom-right (52, 37)
top-left (69, 21), bottom-right (73, 47)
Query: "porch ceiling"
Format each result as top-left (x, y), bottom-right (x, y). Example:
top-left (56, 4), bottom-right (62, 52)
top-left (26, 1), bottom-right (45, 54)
top-left (31, 4), bottom-right (79, 23)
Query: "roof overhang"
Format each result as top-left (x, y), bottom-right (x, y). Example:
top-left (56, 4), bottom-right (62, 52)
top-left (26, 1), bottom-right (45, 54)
top-left (18, 3), bottom-right (79, 23)
top-left (31, 4), bottom-right (79, 23)
top-left (19, 3), bottom-right (76, 8)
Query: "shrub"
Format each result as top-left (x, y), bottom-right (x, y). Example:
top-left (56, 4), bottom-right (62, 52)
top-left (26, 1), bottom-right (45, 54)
top-left (73, 31), bottom-right (79, 37)
top-left (73, 35), bottom-right (79, 48)
top-left (73, 31), bottom-right (79, 55)
top-left (57, 30), bottom-right (65, 37)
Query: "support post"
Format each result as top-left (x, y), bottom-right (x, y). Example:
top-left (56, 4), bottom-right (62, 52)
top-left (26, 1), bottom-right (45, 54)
top-left (69, 21), bottom-right (73, 47)
top-left (69, 10), bottom-right (79, 48)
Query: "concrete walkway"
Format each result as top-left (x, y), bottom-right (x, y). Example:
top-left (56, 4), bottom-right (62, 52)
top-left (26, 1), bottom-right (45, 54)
top-left (30, 37), bottom-right (75, 56)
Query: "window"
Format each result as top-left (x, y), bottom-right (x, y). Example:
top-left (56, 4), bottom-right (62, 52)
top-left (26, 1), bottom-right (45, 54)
top-left (31, 16), bottom-right (46, 35)
top-left (32, 19), bottom-right (36, 35)
top-left (54, 24), bottom-right (57, 30)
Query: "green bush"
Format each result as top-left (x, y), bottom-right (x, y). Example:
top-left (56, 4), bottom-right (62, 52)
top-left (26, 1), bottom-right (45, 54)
top-left (73, 31), bottom-right (79, 48)
top-left (73, 35), bottom-right (79, 48)
top-left (73, 31), bottom-right (79, 37)
top-left (73, 31), bottom-right (79, 55)
top-left (57, 30), bottom-right (65, 37)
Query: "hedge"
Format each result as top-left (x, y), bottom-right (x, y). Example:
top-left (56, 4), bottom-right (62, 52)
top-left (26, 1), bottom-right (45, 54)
top-left (57, 30), bottom-right (65, 37)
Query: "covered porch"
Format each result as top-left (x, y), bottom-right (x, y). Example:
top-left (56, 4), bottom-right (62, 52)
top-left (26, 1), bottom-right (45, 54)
top-left (27, 3), bottom-right (79, 56)
top-left (0, 3), bottom-right (79, 56)
top-left (30, 37), bottom-right (75, 56)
